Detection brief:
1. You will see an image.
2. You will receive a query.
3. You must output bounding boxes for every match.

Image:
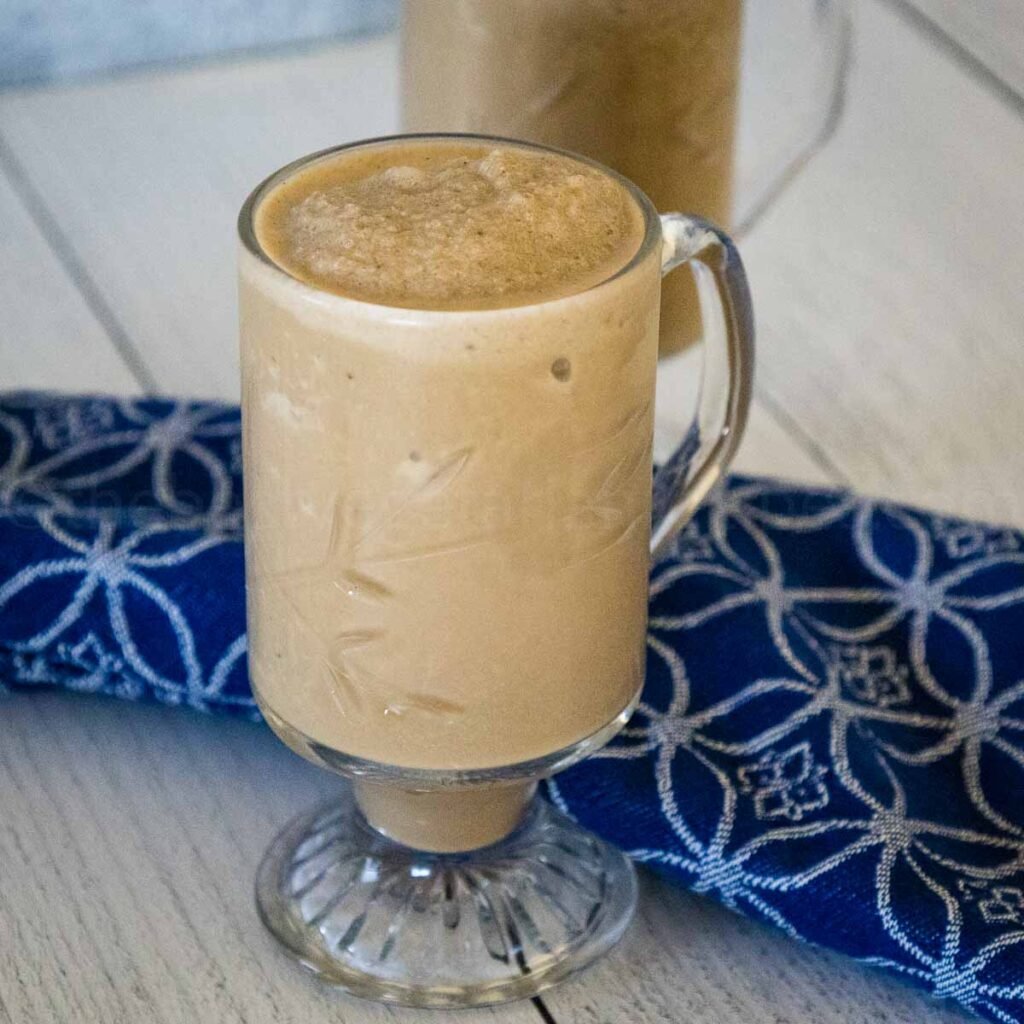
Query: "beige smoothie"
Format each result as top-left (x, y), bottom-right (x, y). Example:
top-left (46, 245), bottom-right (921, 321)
top-left (402, 0), bottom-right (742, 357)
top-left (240, 139), bottom-right (660, 848)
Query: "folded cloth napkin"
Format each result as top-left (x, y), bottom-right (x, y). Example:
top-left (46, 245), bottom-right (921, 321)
top-left (2, 392), bottom-right (1023, 1022)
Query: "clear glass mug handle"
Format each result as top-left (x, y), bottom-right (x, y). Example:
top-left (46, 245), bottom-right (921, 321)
top-left (651, 214), bottom-right (755, 562)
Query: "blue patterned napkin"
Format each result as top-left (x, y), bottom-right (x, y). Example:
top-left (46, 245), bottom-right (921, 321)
top-left (2, 392), bottom-right (1022, 1022)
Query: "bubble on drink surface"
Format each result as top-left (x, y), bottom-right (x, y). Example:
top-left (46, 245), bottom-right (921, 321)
top-left (381, 166), bottom-right (428, 191)
top-left (258, 144), bottom-right (642, 309)
top-left (477, 151), bottom-right (514, 188)
top-left (550, 357), bottom-right (572, 382)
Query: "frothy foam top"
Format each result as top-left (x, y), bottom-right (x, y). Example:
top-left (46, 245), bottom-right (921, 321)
top-left (253, 141), bottom-right (645, 310)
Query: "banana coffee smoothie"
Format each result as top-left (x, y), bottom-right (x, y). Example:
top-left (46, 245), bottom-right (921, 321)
top-left (402, 0), bottom-right (744, 354)
top-left (240, 138), bottom-right (660, 848)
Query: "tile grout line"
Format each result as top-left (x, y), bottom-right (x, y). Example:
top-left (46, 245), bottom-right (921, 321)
top-left (0, 129), bottom-right (159, 394)
top-left (530, 995), bottom-right (559, 1024)
top-left (880, 0), bottom-right (1024, 119)
top-left (754, 386), bottom-right (852, 487)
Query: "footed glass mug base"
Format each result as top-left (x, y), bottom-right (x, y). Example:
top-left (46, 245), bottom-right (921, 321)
top-left (255, 789), bottom-right (638, 1008)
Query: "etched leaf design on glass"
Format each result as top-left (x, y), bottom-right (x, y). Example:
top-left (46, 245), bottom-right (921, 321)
top-left (267, 446), bottom-right (476, 719)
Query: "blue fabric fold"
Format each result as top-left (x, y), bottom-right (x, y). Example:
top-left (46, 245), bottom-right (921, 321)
top-left (2, 391), bottom-right (1022, 1022)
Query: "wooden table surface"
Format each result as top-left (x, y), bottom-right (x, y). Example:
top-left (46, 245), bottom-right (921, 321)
top-left (2, 2), bottom-right (1022, 1021)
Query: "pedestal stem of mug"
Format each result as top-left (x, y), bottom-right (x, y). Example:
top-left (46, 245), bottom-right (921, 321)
top-left (352, 779), bottom-right (537, 853)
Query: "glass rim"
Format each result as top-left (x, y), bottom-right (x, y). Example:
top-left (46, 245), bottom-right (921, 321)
top-left (237, 132), bottom-right (663, 317)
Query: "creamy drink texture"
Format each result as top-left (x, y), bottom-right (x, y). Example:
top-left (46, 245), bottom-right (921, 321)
top-left (256, 143), bottom-right (643, 309)
top-left (240, 139), bottom-right (659, 848)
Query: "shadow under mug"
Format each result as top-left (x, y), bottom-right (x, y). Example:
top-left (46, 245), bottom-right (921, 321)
top-left (237, 133), bottom-right (755, 1008)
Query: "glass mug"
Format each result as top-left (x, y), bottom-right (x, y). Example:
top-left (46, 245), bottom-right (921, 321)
top-left (402, 0), bottom-right (850, 357)
top-left (238, 134), bottom-right (754, 1007)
